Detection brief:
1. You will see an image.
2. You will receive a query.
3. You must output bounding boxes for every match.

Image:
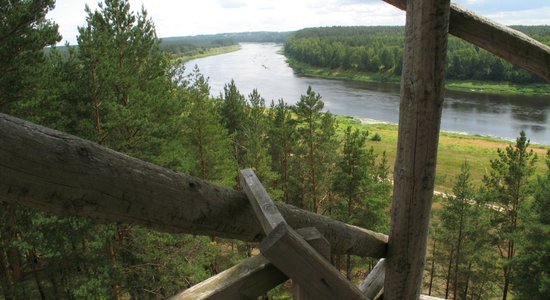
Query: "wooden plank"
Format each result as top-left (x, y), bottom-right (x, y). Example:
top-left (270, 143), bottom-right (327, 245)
top-left (295, 227), bottom-right (330, 260)
top-left (294, 227), bottom-right (331, 300)
top-left (0, 113), bottom-right (388, 258)
top-left (239, 169), bottom-right (286, 234)
top-left (169, 227), bottom-right (331, 299)
top-left (359, 258), bottom-right (386, 300)
top-left (384, 0), bottom-right (451, 299)
top-left (260, 223), bottom-right (367, 300)
top-left (238, 171), bottom-right (335, 300)
top-left (448, 3), bottom-right (550, 83)
top-left (168, 255), bottom-right (285, 300)
top-left (383, 0), bottom-right (550, 83)
top-left (419, 295), bottom-right (447, 300)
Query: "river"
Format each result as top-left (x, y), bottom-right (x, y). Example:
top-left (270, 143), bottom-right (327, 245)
top-left (185, 43), bottom-right (550, 144)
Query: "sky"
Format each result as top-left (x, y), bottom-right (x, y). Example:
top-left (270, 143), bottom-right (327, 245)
top-left (47, 0), bottom-right (550, 45)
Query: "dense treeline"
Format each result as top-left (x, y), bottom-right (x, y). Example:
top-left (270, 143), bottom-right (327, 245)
top-left (1, 1), bottom-right (549, 299)
top-left (160, 31), bottom-right (290, 55)
top-left (285, 26), bottom-right (550, 84)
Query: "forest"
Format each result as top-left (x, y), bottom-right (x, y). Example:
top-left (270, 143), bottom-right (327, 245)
top-left (159, 31), bottom-right (290, 56)
top-left (0, 0), bottom-right (549, 299)
top-left (284, 26), bottom-right (550, 84)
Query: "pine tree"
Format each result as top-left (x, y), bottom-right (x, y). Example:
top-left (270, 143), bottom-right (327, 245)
top-left (180, 66), bottom-right (237, 186)
top-left (511, 152), bottom-right (550, 299)
top-left (77, 0), bottom-right (171, 154)
top-left (220, 80), bottom-right (248, 165)
top-left (438, 162), bottom-right (500, 299)
top-left (291, 86), bottom-right (337, 213)
top-left (0, 0), bottom-right (60, 112)
top-left (333, 126), bottom-right (373, 222)
top-left (268, 100), bottom-right (296, 203)
top-left (241, 89), bottom-right (277, 188)
top-left (482, 131), bottom-right (537, 300)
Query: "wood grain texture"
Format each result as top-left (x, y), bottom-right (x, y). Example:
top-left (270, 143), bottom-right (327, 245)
top-left (0, 113), bottom-right (387, 257)
top-left (168, 255), bottom-right (285, 300)
top-left (359, 258), bottom-right (386, 300)
top-left (382, 0), bottom-right (550, 83)
top-left (260, 223), bottom-right (366, 300)
top-left (293, 227), bottom-right (331, 300)
top-left (384, 0), bottom-right (450, 299)
top-left (169, 227), bottom-right (331, 299)
top-left (240, 169), bottom-right (286, 234)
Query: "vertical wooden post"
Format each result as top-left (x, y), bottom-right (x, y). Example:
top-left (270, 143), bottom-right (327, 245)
top-left (384, 0), bottom-right (450, 299)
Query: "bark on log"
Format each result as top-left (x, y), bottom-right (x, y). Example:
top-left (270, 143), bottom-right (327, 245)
top-left (383, 0), bottom-right (550, 83)
top-left (384, 0), bottom-right (450, 299)
top-left (0, 113), bottom-right (387, 257)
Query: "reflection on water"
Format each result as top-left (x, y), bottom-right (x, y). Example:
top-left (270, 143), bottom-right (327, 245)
top-left (185, 43), bottom-right (550, 144)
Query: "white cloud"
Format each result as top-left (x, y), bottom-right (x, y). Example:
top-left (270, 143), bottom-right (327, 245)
top-left (48, 0), bottom-right (549, 45)
top-left (486, 7), bottom-right (550, 25)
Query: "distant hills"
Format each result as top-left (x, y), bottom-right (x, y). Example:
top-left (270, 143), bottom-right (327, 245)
top-left (159, 31), bottom-right (291, 55)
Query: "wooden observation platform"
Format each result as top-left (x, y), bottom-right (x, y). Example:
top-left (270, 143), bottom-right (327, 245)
top-left (1, 0), bottom-right (549, 299)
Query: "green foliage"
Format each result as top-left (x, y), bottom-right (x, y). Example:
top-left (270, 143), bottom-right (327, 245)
top-left (285, 26), bottom-right (550, 84)
top-left (332, 126), bottom-right (391, 230)
top-left (290, 86), bottom-right (338, 212)
top-left (160, 31), bottom-right (290, 55)
top-left (268, 99), bottom-right (297, 203)
top-left (438, 162), bottom-right (498, 299)
top-left (511, 152), bottom-right (550, 299)
top-left (482, 131), bottom-right (537, 299)
top-left (0, 0), bottom-right (61, 112)
top-left (241, 89), bottom-right (278, 189)
top-left (371, 132), bottom-right (382, 142)
top-left (77, 0), bottom-right (172, 153)
top-left (220, 79), bottom-right (248, 165)
top-left (180, 66), bottom-right (238, 186)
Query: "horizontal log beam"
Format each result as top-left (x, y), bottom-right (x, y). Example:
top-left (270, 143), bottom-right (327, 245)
top-left (168, 255), bottom-right (285, 300)
top-left (383, 0), bottom-right (550, 83)
top-left (169, 227), bottom-right (333, 299)
top-left (0, 113), bottom-right (387, 257)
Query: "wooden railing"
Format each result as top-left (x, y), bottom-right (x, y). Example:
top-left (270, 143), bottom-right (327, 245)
top-left (170, 170), bottom-right (442, 299)
top-left (384, 1), bottom-right (550, 83)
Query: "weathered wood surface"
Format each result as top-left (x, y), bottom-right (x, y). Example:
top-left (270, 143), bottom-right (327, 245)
top-left (168, 255), bottom-right (285, 300)
top-left (419, 295), bottom-right (447, 300)
top-left (240, 169), bottom-right (333, 300)
top-left (359, 258), bottom-right (385, 300)
top-left (0, 113), bottom-right (387, 257)
top-left (384, 0), bottom-right (450, 299)
top-left (239, 169), bottom-right (286, 234)
top-left (260, 223), bottom-right (367, 300)
top-left (293, 227), bottom-right (331, 300)
top-left (383, 0), bottom-right (550, 83)
top-left (169, 227), bottom-right (326, 300)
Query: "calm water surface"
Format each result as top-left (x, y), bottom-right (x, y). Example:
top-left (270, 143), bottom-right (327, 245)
top-left (185, 43), bottom-right (550, 144)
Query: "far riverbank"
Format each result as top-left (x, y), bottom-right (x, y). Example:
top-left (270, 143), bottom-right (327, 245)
top-left (172, 44), bottom-right (241, 63)
top-left (287, 58), bottom-right (550, 97)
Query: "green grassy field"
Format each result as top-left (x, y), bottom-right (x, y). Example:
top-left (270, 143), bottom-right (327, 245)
top-left (335, 116), bottom-right (549, 192)
top-left (288, 59), bottom-right (550, 96)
